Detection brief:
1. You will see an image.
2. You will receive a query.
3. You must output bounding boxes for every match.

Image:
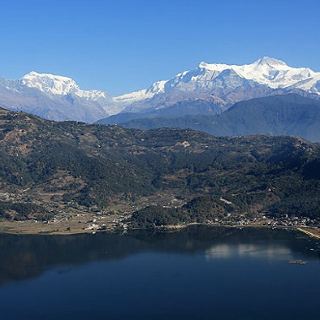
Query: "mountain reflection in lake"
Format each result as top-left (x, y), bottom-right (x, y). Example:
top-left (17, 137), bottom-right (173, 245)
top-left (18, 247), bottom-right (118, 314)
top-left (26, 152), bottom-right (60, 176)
top-left (205, 243), bottom-right (293, 260)
top-left (0, 226), bottom-right (320, 320)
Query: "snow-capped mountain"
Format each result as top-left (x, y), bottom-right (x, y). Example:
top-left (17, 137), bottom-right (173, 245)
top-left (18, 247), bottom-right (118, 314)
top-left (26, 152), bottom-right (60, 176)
top-left (0, 57), bottom-right (319, 122)
top-left (114, 57), bottom-right (320, 113)
top-left (113, 80), bottom-right (167, 105)
top-left (0, 72), bottom-right (121, 122)
top-left (196, 57), bottom-right (317, 89)
top-left (21, 71), bottom-right (108, 100)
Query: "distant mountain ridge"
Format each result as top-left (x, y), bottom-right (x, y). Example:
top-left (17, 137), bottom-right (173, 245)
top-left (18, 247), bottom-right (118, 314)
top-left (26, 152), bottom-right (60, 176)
top-left (100, 94), bottom-right (320, 142)
top-left (96, 100), bottom-right (221, 125)
top-left (0, 57), bottom-right (320, 122)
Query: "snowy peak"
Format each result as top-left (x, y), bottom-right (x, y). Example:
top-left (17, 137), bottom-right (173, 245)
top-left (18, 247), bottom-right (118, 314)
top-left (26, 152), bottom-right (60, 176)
top-left (195, 57), bottom-right (315, 88)
top-left (0, 71), bottom-right (123, 122)
top-left (239, 58), bottom-right (316, 89)
top-left (21, 71), bottom-right (79, 95)
top-left (253, 56), bottom-right (288, 67)
top-left (21, 71), bottom-right (108, 101)
top-left (114, 57), bottom-right (320, 111)
top-left (198, 61), bottom-right (230, 72)
top-left (113, 80), bottom-right (168, 106)
top-left (198, 57), bottom-right (287, 73)
top-left (178, 57), bottom-right (319, 91)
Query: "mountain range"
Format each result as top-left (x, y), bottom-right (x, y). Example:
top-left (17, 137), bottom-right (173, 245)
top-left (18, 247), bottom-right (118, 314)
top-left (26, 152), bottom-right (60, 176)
top-left (1, 57), bottom-right (320, 123)
top-left (114, 57), bottom-right (320, 113)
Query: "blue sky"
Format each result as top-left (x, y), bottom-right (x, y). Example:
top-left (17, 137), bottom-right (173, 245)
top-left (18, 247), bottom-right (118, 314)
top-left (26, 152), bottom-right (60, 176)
top-left (0, 0), bottom-right (319, 95)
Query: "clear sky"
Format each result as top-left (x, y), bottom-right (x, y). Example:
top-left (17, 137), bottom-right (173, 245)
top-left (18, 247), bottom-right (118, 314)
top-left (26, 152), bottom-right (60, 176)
top-left (0, 0), bottom-right (319, 95)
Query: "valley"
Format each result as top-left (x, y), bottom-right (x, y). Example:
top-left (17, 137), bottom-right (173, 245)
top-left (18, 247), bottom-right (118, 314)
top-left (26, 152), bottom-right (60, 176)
top-left (0, 106), bottom-right (319, 235)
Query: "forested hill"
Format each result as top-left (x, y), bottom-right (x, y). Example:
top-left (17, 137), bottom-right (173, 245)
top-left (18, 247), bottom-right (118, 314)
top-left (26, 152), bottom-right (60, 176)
top-left (0, 106), bottom-right (319, 225)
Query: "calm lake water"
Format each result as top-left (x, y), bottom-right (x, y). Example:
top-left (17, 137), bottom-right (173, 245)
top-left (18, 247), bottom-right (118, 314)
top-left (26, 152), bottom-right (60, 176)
top-left (0, 226), bottom-right (320, 320)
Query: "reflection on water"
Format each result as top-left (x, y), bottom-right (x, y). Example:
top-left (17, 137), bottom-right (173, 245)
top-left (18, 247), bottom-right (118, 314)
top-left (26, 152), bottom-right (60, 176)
top-left (0, 226), bottom-right (319, 286)
top-left (205, 243), bottom-right (292, 260)
top-left (0, 226), bottom-right (320, 320)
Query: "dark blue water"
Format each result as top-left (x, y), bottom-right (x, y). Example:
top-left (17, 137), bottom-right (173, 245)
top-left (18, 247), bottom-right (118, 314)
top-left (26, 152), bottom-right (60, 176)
top-left (0, 227), bottom-right (320, 320)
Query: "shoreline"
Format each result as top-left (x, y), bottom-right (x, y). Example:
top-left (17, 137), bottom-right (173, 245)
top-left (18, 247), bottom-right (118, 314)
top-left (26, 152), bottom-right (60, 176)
top-left (0, 220), bottom-right (320, 240)
top-left (296, 227), bottom-right (320, 240)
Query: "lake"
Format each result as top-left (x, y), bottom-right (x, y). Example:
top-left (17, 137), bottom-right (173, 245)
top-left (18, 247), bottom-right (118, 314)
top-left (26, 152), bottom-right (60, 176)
top-left (0, 226), bottom-right (320, 320)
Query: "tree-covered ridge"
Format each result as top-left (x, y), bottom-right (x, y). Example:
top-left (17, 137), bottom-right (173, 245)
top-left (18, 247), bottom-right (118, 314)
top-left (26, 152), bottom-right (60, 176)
top-left (0, 106), bottom-right (319, 224)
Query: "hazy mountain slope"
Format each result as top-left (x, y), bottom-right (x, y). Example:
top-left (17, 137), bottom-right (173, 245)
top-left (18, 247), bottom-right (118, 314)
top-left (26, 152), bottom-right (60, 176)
top-left (96, 100), bottom-right (221, 125)
top-left (114, 94), bottom-right (320, 142)
top-left (0, 106), bottom-right (319, 223)
top-left (209, 94), bottom-right (320, 140)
